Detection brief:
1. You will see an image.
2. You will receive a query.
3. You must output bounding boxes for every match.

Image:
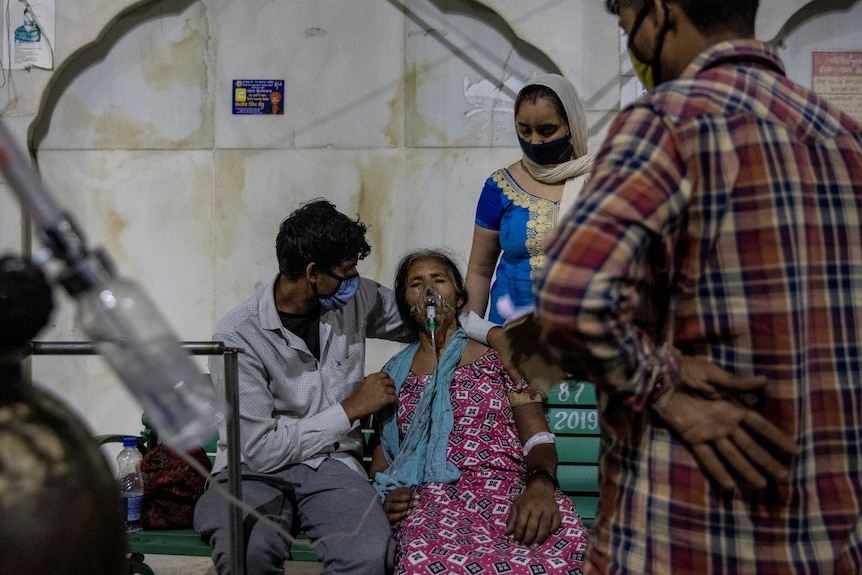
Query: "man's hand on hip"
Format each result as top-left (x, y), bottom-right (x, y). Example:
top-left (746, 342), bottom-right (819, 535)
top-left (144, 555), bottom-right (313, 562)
top-left (653, 356), bottom-right (799, 491)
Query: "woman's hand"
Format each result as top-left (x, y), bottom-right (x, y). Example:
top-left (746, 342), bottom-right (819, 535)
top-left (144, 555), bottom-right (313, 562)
top-left (506, 474), bottom-right (561, 548)
top-left (382, 487), bottom-right (419, 524)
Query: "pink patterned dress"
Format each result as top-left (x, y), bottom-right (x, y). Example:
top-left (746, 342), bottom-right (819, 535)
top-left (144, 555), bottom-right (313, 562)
top-left (393, 348), bottom-right (587, 575)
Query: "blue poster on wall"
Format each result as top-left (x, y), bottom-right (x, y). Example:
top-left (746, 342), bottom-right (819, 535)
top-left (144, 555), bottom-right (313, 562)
top-left (233, 79), bottom-right (284, 115)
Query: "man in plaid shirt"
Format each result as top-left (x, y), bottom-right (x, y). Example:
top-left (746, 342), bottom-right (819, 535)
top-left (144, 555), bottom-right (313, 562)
top-left (535, 0), bottom-right (862, 573)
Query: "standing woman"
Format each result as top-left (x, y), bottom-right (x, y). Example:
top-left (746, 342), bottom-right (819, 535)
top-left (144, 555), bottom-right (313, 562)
top-left (465, 74), bottom-right (593, 323)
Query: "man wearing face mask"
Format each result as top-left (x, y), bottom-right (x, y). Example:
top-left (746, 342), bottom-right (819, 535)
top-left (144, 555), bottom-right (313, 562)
top-left (534, 0), bottom-right (862, 573)
top-left (195, 199), bottom-right (509, 575)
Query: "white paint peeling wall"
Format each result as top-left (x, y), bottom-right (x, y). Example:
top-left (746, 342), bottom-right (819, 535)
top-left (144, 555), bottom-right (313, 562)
top-left (0, 0), bottom-right (859, 447)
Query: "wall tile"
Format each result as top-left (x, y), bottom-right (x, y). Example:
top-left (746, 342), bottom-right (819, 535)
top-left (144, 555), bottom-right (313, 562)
top-left (213, 0), bottom-right (405, 149)
top-left (30, 149), bottom-right (215, 435)
top-left (40, 1), bottom-right (213, 150)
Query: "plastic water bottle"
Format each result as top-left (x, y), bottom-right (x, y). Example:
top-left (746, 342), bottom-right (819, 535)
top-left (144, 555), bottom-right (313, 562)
top-left (117, 437), bottom-right (144, 533)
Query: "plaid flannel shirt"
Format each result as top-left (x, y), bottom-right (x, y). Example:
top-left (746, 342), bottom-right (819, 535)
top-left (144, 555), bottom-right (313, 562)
top-left (536, 40), bottom-right (862, 574)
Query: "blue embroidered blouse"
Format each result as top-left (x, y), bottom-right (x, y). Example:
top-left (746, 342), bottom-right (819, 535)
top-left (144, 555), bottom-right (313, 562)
top-left (475, 168), bottom-right (560, 323)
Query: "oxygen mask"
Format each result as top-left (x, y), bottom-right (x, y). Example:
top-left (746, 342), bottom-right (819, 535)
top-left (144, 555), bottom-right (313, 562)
top-left (415, 285), bottom-right (444, 334)
top-left (411, 284), bottom-right (450, 364)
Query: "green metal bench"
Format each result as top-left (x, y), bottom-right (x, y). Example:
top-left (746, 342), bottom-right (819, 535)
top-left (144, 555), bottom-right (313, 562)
top-left (106, 380), bottom-right (599, 574)
top-left (97, 420), bottom-right (215, 575)
top-left (546, 380), bottom-right (600, 528)
top-left (98, 416), bottom-right (320, 575)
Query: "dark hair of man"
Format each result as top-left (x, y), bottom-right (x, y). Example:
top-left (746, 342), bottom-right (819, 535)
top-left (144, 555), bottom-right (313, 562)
top-left (393, 249), bottom-right (468, 330)
top-left (515, 84), bottom-right (569, 125)
top-left (275, 199), bottom-right (371, 280)
top-left (604, 0), bottom-right (758, 37)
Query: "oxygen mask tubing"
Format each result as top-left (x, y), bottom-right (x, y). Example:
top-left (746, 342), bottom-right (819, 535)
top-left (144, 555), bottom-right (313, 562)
top-left (414, 285), bottom-right (448, 363)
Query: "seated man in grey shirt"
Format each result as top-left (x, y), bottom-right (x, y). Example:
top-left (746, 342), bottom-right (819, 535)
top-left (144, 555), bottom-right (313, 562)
top-left (195, 199), bottom-right (507, 575)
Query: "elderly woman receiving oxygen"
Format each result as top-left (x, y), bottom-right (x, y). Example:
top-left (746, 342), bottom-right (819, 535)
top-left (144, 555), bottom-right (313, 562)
top-left (370, 249), bottom-right (587, 575)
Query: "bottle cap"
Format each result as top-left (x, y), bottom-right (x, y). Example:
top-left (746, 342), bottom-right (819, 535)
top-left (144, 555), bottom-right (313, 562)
top-left (122, 437), bottom-right (137, 448)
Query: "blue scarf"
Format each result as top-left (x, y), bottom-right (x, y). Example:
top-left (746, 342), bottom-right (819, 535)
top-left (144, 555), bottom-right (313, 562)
top-left (373, 328), bottom-right (468, 499)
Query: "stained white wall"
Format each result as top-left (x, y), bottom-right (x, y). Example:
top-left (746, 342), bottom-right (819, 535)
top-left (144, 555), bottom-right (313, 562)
top-left (0, 0), bottom-right (860, 446)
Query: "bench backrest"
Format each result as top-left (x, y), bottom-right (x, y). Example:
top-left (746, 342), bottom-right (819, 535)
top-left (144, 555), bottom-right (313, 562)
top-left (546, 380), bottom-right (600, 527)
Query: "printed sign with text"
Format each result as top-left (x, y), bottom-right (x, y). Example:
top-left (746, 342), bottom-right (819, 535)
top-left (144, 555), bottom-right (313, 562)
top-left (812, 51), bottom-right (862, 125)
top-left (233, 79), bottom-right (284, 115)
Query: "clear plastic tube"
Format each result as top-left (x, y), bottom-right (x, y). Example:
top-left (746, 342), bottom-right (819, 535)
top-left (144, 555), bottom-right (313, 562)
top-left (426, 300), bottom-right (437, 361)
top-left (422, 287), bottom-right (446, 364)
top-left (76, 277), bottom-right (225, 450)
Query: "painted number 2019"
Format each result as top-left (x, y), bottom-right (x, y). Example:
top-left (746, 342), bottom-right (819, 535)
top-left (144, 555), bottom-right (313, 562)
top-left (551, 409), bottom-right (598, 432)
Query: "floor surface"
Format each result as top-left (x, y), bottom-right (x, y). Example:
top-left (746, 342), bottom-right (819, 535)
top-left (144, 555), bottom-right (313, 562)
top-left (140, 555), bottom-right (322, 574)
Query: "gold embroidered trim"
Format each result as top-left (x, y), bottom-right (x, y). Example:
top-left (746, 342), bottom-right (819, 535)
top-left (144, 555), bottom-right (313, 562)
top-left (491, 170), bottom-right (559, 277)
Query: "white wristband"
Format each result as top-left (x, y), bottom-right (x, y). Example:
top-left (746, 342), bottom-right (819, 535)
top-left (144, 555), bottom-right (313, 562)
top-left (522, 431), bottom-right (555, 457)
top-left (458, 310), bottom-right (497, 345)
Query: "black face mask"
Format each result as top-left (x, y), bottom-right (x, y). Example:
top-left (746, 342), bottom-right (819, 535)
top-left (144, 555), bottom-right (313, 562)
top-left (518, 133), bottom-right (571, 165)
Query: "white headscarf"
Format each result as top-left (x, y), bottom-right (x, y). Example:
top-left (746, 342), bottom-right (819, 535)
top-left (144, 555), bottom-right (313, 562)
top-left (518, 74), bottom-right (594, 216)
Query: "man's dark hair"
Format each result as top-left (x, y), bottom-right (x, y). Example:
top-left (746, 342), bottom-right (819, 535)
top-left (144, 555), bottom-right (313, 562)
top-left (275, 199), bottom-right (371, 280)
top-left (605, 0), bottom-right (758, 37)
top-left (393, 249), bottom-right (468, 330)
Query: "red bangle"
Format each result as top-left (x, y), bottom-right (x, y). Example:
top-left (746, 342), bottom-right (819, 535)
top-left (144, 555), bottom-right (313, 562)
top-left (525, 468), bottom-right (559, 488)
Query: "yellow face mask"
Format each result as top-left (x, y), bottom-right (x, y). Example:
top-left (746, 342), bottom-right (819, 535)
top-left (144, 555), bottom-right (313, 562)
top-left (629, 49), bottom-right (655, 91)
